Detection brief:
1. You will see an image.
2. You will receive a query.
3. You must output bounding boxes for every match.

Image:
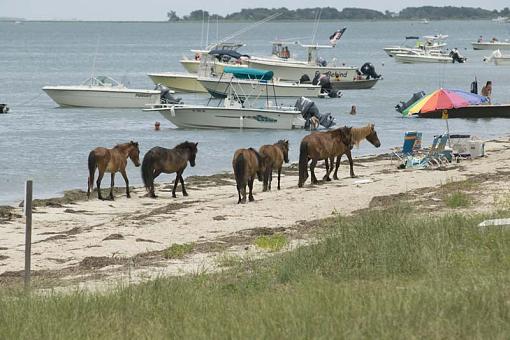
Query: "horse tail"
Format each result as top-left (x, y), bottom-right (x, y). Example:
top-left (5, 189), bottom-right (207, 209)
top-left (87, 151), bottom-right (97, 198)
top-left (141, 150), bottom-right (154, 191)
top-left (234, 153), bottom-right (245, 189)
top-left (298, 141), bottom-right (309, 188)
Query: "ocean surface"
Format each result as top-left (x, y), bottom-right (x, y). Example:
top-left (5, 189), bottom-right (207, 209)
top-left (1, 20), bottom-right (510, 204)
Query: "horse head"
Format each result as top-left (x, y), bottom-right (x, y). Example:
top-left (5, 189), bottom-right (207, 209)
top-left (188, 141), bottom-right (198, 167)
top-left (128, 141), bottom-right (141, 167)
top-left (365, 124), bottom-right (381, 148)
top-left (278, 139), bottom-right (290, 163)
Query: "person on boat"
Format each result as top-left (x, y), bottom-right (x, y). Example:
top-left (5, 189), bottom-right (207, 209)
top-left (477, 35), bottom-right (483, 43)
top-left (491, 37), bottom-right (498, 43)
top-left (481, 81), bottom-right (492, 104)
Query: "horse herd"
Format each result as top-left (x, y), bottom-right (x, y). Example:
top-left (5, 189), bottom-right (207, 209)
top-left (86, 124), bottom-right (381, 204)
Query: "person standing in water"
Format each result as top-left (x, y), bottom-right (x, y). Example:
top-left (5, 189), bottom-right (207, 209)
top-left (481, 81), bottom-right (492, 104)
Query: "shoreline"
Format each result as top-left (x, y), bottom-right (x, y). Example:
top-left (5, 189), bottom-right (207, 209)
top-left (1, 137), bottom-right (510, 291)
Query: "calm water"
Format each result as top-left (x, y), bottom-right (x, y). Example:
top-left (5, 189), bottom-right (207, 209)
top-left (1, 20), bottom-right (510, 204)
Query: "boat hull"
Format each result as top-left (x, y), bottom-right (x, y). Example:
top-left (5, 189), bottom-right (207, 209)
top-left (417, 105), bottom-right (510, 118)
top-left (394, 54), bottom-right (452, 64)
top-left (198, 77), bottom-right (321, 98)
top-left (180, 59), bottom-right (246, 74)
top-left (152, 105), bottom-right (305, 130)
top-left (247, 59), bottom-right (358, 82)
top-left (330, 78), bottom-right (379, 90)
top-left (472, 42), bottom-right (510, 50)
top-left (42, 87), bottom-right (160, 108)
top-left (147, 73), bottom-right (207, 93)
top-left (494, 57), bottom-right (510, 66)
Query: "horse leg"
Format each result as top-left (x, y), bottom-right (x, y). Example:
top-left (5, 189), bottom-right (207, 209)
top-left (347, 151), bottom-right (356, 177)
top-left (323, 158), bottom-right (332, 181)
top-left (248, 177), bottom-right (255, 202)
top-left (310, 159), bottom-right (319, 184)
top-left (333, 155), bottom-right (342, 180)
top-left (109, 173), bottom-right (115, 200)
top-left (262, 167), bottom-right (269, 192)
top-left (179, 172), bottom-right (188, 196)
top-left (237, 182), bottom-right (242, 204)
top-left (96, 169), bottom-right (105, 200)
top-left (268, 166), bottom-right (273, 191)
top-left (120, 169), bottom-right (130, 198)
top-left (172, 172), bottom-right (180, 198)
top-left (277, 167), bottom-right (281, 190)
top-left (240, 181), bottom-right (247, 204)
top-left (149, 169), bottom-right (161, 198)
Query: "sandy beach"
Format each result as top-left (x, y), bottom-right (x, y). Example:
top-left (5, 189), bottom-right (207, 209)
top-left (1, 138), bottom-right (510, 291)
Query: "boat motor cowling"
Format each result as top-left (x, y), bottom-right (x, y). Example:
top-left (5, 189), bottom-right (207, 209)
top-left (295, 97), bottom-right (336, 129)
top-left (449, 49), bottom-right (467, 63)
top-left (395, 91), bottom-right (426, 113)
top-left (360, 62), bottom-right (381, 79)
top-left (0, 104), bottom-right (9, 114)
top-left (154, 84), bottom-right (182, 104)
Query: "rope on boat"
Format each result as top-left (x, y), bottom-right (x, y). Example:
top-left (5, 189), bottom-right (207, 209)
top-left (12, 92), bottom-right (43, 107)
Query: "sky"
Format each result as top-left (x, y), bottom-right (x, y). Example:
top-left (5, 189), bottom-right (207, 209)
top-left (0, 0), bottom-right (508, 21)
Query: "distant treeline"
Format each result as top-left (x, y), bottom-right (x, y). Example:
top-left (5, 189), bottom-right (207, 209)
top-left (167, 6), bottom-right (510, 22)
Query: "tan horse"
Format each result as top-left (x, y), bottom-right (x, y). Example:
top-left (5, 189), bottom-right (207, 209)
top-left (328, 123), bottom-right (381, 179)
top-left (298, 126), bottom-right (352, 187)
top-left (232, 148), bottom-right (266, 204)
top-left (87, 141), bottom-right (141, 200)
top-left (141, 141), bottom-right (198, 198)
top-left (259, 140), bottom-right (289, 191)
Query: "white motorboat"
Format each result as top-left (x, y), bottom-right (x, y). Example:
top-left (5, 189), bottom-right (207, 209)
top-left (484, 49), bottom-right (510, 65)
top-left (198, 67), bottom-right (321, 98)
top-left (492, 16), bottom-right (509, 23)
top-left (247, 41), bottom-right (358, 82)
top-left (144, 68), bottom-right (307, 130)
top-left (472, 40), bottom-right (510, 50)
top-left (147, 72), bottom-right (207, 93)
top-left (384, 35), bottom-right (447, 57)
top-left (42, 76), bottom-right (161, 108)
top-left (394, 47), bottom-right (467, 64)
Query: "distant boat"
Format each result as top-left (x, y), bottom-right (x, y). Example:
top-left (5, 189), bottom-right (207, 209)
top-left (472, 40), bottom-right (510, 50)
top-left (492, 16), bottom-right (509, 23)
top-left (483, 49), bottom-right (510, 66)
top-left (419, 18), bottom-right (430, 24)
top-left (42, 76), bottom-right (162, 108)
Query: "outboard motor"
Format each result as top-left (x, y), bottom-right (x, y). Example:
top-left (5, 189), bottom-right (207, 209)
top-left (295, 97), bottom-right (336, 129)
top-left (395, 91), bottom-right (426, 113)
top-left (470, 79), bottom-right (478, 94)
top-left (449, 49), bottom-right (466, 63)
top-left (299, 74), bottom-right (311, 84)
top-left (317, 74), bottom-right (342, 98)
top-left (154, 84), bottom-right (182, 104)
top-left (0, 104), bottom-right (9, 114)
top-left (360, 62), bottom-right (381, 79)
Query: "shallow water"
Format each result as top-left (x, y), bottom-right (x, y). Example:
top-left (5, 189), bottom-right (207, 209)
top-left (1, 20), bottom-right (510, 204)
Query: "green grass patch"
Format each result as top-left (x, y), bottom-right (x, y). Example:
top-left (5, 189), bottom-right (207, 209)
top-left (445, 191), bottom-right (471, 208)
top-left (215, 253), bottom-right (244, 267)
top-left (254, 234), bottom-right (287, 252)
top-left (1, 207), bottom-right (510, 339)
top-left (163, 243), bottom-right (194, 259)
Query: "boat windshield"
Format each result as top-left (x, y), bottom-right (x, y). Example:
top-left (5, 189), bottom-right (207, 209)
top-left (82, 76), bottom-right (122, 87)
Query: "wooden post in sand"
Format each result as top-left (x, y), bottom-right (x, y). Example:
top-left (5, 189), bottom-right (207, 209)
top-left (24, 180), bottom-right (33, 291)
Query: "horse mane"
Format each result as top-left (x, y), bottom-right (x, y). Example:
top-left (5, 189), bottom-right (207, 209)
top-left (351, 124), bottom-right (374, 147)
top-left (114, 141), bottom-right (137, 150)
top-left (175, 141), bottom-right (197, 151)
top-left (275, 139), bottom-right (288, 150)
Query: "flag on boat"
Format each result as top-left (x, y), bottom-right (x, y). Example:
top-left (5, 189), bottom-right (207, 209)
top-left (329, 27), bottom-right (346, 46)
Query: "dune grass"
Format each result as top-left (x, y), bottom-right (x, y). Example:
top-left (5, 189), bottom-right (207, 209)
top-left (163, 243), bottom-right (194, 259)
top-left (254, 234), bottom-right (288, 252)
top-left (445, 191), bottom-right (471, 208)
top-left (1, 206), bottom-right (510, 339)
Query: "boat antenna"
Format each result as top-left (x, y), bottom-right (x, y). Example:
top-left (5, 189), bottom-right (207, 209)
top-left (200, 11), bottom-right (205, 48)
top-left (91, 36), bottom-right (100, 81)
top-left (311, 8), bottom-right (323, 44)
top-left (218, 12), bottom-right (282, 44)
top-left (216, 16), bottom-right (219, 44)
top-left (205, 16), bottom-right (210, 48)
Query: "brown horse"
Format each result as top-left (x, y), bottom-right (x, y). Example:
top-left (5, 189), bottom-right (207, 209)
top-left (87, 141), bottom-right (141, 200)
top-left (259, 140), bottom-right (289, 191)
top-left (141, 141), bottom-right (198, 198)
top-left (298, 126), bottom-right (353, 188)
top-left (232, 148), bottom-right (266, 204)
top-left (328, 123), bottom-right (381, 179)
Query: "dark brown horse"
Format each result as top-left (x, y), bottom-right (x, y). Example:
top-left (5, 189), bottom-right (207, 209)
top-left (232, 148), bottom-right (266, 204)
top-left (87, 141), bottom-right (141, 200)
top-left (259, 140), bottom-right (289, 191)
top-left (141, 141), bottom-right (198, 198)
top-left (298, 126), bottom-right (353, 188)
top-left (328, 123), bottom-right (381, 179)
